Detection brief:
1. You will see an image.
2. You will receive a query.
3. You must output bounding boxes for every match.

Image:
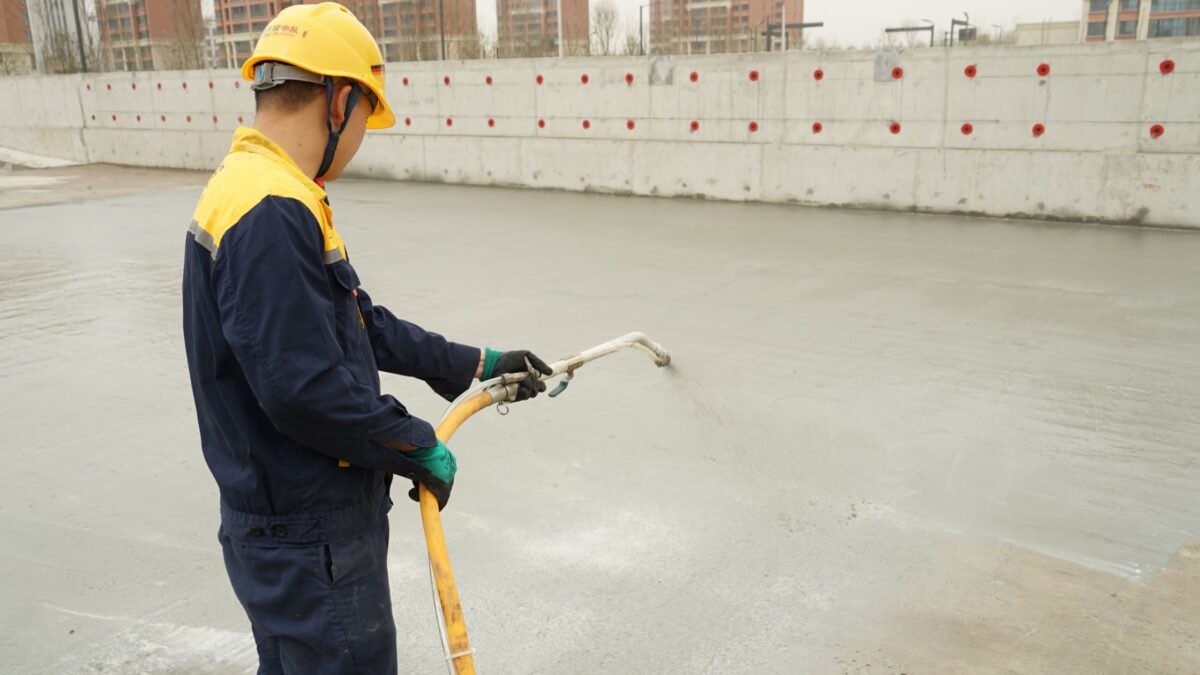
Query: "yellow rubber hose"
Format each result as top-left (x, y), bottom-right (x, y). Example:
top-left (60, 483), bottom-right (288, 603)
top-left (417, 390), bottom-right (496, 675)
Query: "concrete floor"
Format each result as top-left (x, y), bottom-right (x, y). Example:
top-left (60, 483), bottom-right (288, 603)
top-left (1, 164), bottom-right (1198, 674)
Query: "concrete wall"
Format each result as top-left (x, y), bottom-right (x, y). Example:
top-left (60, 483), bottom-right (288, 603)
top-left (2, 41), bottom-right (1198, 227)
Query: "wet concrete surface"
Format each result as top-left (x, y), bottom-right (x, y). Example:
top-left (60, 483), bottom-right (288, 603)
top-left (1, 164), bottom-right (1198, 673)
top-left (0, 163), bottom-right (205, 211)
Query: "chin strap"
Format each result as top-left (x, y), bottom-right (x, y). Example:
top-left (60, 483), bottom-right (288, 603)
top-left (315, 78), bottom-right (362, 181)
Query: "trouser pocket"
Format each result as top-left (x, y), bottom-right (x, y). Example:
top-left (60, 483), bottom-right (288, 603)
top-left (319, 520), bottom-right (389, 587)
top-left (220, 520), bottom-right (397, 674)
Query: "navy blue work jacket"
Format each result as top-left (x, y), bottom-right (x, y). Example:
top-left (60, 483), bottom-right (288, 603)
top-left (183, 128), bottom-right (479, 518)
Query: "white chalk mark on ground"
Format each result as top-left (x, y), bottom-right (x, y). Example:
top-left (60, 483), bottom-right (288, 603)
top-left (44, 604), bottom-right (257, 674)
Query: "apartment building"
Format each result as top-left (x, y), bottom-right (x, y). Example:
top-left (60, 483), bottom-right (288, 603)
top-left (1082, 0), bottom-right (1200, 41)
top-left (1015, 21), bottom-right (1081, 46)
top-left (0, 0), bottom-right (35, 73)
top-left (212, 0), bottom-right (286, 68)
top-left (649, 0), bottom-right (804, 56)
top-left (378, 0), bottom-right (477, 61)
top-left (213, 0), bottom-right (476, 68)
top-left (95, 0), bottom-right (203, 71)
top-left (496, 0), bottom-right (587, 57)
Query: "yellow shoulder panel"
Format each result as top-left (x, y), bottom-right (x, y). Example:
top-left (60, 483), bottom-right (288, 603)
top-left (188, 152), bottom-right (346, 263)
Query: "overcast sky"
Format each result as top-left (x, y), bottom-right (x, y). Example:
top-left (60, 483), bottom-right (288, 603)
top-left (475, 0), bottom-right (1083, 46)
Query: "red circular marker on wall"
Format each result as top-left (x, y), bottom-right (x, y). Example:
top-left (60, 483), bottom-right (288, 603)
top-left (625, 73), bottom-right (634, 85)
top-left (892, 67), bottom-right (904, 79)
top-left (208, 81), bottom-right (213, 89)
top-left (582, 119), bottom-right (590, 129)
top-left (182, 82), bottom-right (188, 89)
top-left (402, 77), bottom-right (409, 86)
top-left (131, 82), bottom-right (137, 90)
top-left (749, 70), bottom-right (759, 82)
top-left (238, 116), bottom-right (244, 124)
top-left (90, 114), bottom-right (95, 120)
top-left (889, 121), bottom-right (902, 134)
top-left (1159, 60), bottom-right (1175, 75)
top-left (111, 114), bottom-right (116, 121)
top-left (160, 115), bottom-right (165, 122)
top-left (213, 115), bottom-right (218, 124)
top-left (85, 83), bottom-right (91, 90)
top-left (748, 121), bottom-right (759, 133)
top-left (106, 83), bottom-right (111, 90)
top-left (690, 120), bottom-right (700, 132)
top-left (1150, 124), bottom-right (1165, 139)
top-left (537, 118), bottom-right (545, 128)
top-left (580, 74), bottom-right (589, 84)
top-left (487, 118), bottom-right (495, 128)
top-left (964, 64), bottom-right (977, 78)
top-left (234, 81), bottom-right (240, 89)
top-left (1037, 63), bottom-right (1050, 77)
top-left (445, 117), bottom-right (453, 127)
top-left (961, 123), bottom-right (974, 135)
top-left (813, 68), bottom-right (824, 81)
top-left (1032, 123), bottom-right (1046, 137)
top-left (486, 75), bottom-right (493, 85)
top-left (689, 71), bottom-right (698, 82)
top-left (404, 117), bottom-right (411, 126)
top-left (536, 74), bottom-right (544, 85)
top-left (627, 119), bottom-right (636, 130)
top-left (136, 114), bottom-right (141, 122)
top-left (443, 76), bottom-right (451, 86)
top-left (812, 121), bottom-right (823, 134)
top-left (157, 82), bottom-right (163, 90)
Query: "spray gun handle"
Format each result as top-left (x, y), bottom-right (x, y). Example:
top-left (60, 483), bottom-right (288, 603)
top-left (444, 332), bottom-right (671, 423)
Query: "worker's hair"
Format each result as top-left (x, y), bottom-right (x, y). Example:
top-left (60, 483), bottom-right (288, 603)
top-left (254, 80), bottom-right (327, 114)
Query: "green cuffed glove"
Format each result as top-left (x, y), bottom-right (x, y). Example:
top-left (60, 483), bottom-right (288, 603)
top-left (405, 439), bottom-right (456, 510)
top-left (481, 348), bottom-right (553, 401)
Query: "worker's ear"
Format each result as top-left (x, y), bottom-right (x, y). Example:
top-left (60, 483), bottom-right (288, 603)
top-left (329, 81), bottom-right (353, 128)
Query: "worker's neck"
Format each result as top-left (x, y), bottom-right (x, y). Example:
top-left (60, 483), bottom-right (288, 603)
top-left (254, 110), bottom-right (327, 182)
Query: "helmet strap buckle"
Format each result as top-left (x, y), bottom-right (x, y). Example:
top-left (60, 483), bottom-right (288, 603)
top-left (251, 61), bottom-right (326, 92)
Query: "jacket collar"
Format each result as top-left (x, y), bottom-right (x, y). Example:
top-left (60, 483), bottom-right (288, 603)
top-left (229, 127), bottom-right (328, 203)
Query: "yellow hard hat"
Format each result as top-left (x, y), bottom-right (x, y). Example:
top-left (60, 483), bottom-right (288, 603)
top-left (241, 2), bottom-right (394, 130)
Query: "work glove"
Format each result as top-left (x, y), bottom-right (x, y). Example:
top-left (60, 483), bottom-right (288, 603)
top-left (481, 348), bottom-right (553, 401)
top-left (405, 439), bottom-right (456, 511)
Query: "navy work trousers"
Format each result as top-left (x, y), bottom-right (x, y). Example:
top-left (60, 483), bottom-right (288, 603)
top-left (218, 499), bottom-right (398, 674)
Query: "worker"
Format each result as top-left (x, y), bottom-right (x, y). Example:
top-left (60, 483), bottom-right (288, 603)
top-left (181, 4), bottom-right (552, 672)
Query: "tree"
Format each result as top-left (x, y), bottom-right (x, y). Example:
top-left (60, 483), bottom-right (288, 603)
top-left (28, 0), bottom-right (87, 73)
top-left (880, 19), bottom-right (936, 49)
top-left (159, 0), bottom-right (205, 70)
top-left (590, 0), bottom-right (618, 56)
top-left (621, 25), bottom-right (641, 55)
top-left (967, 18), bottom-right (1016, 46)
top-left (804, 35), bottom-right (842, 51)
top-left (457, 31), bottom-right (495, 60)
top-left (971, 29), bottom-right (1015, 45)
